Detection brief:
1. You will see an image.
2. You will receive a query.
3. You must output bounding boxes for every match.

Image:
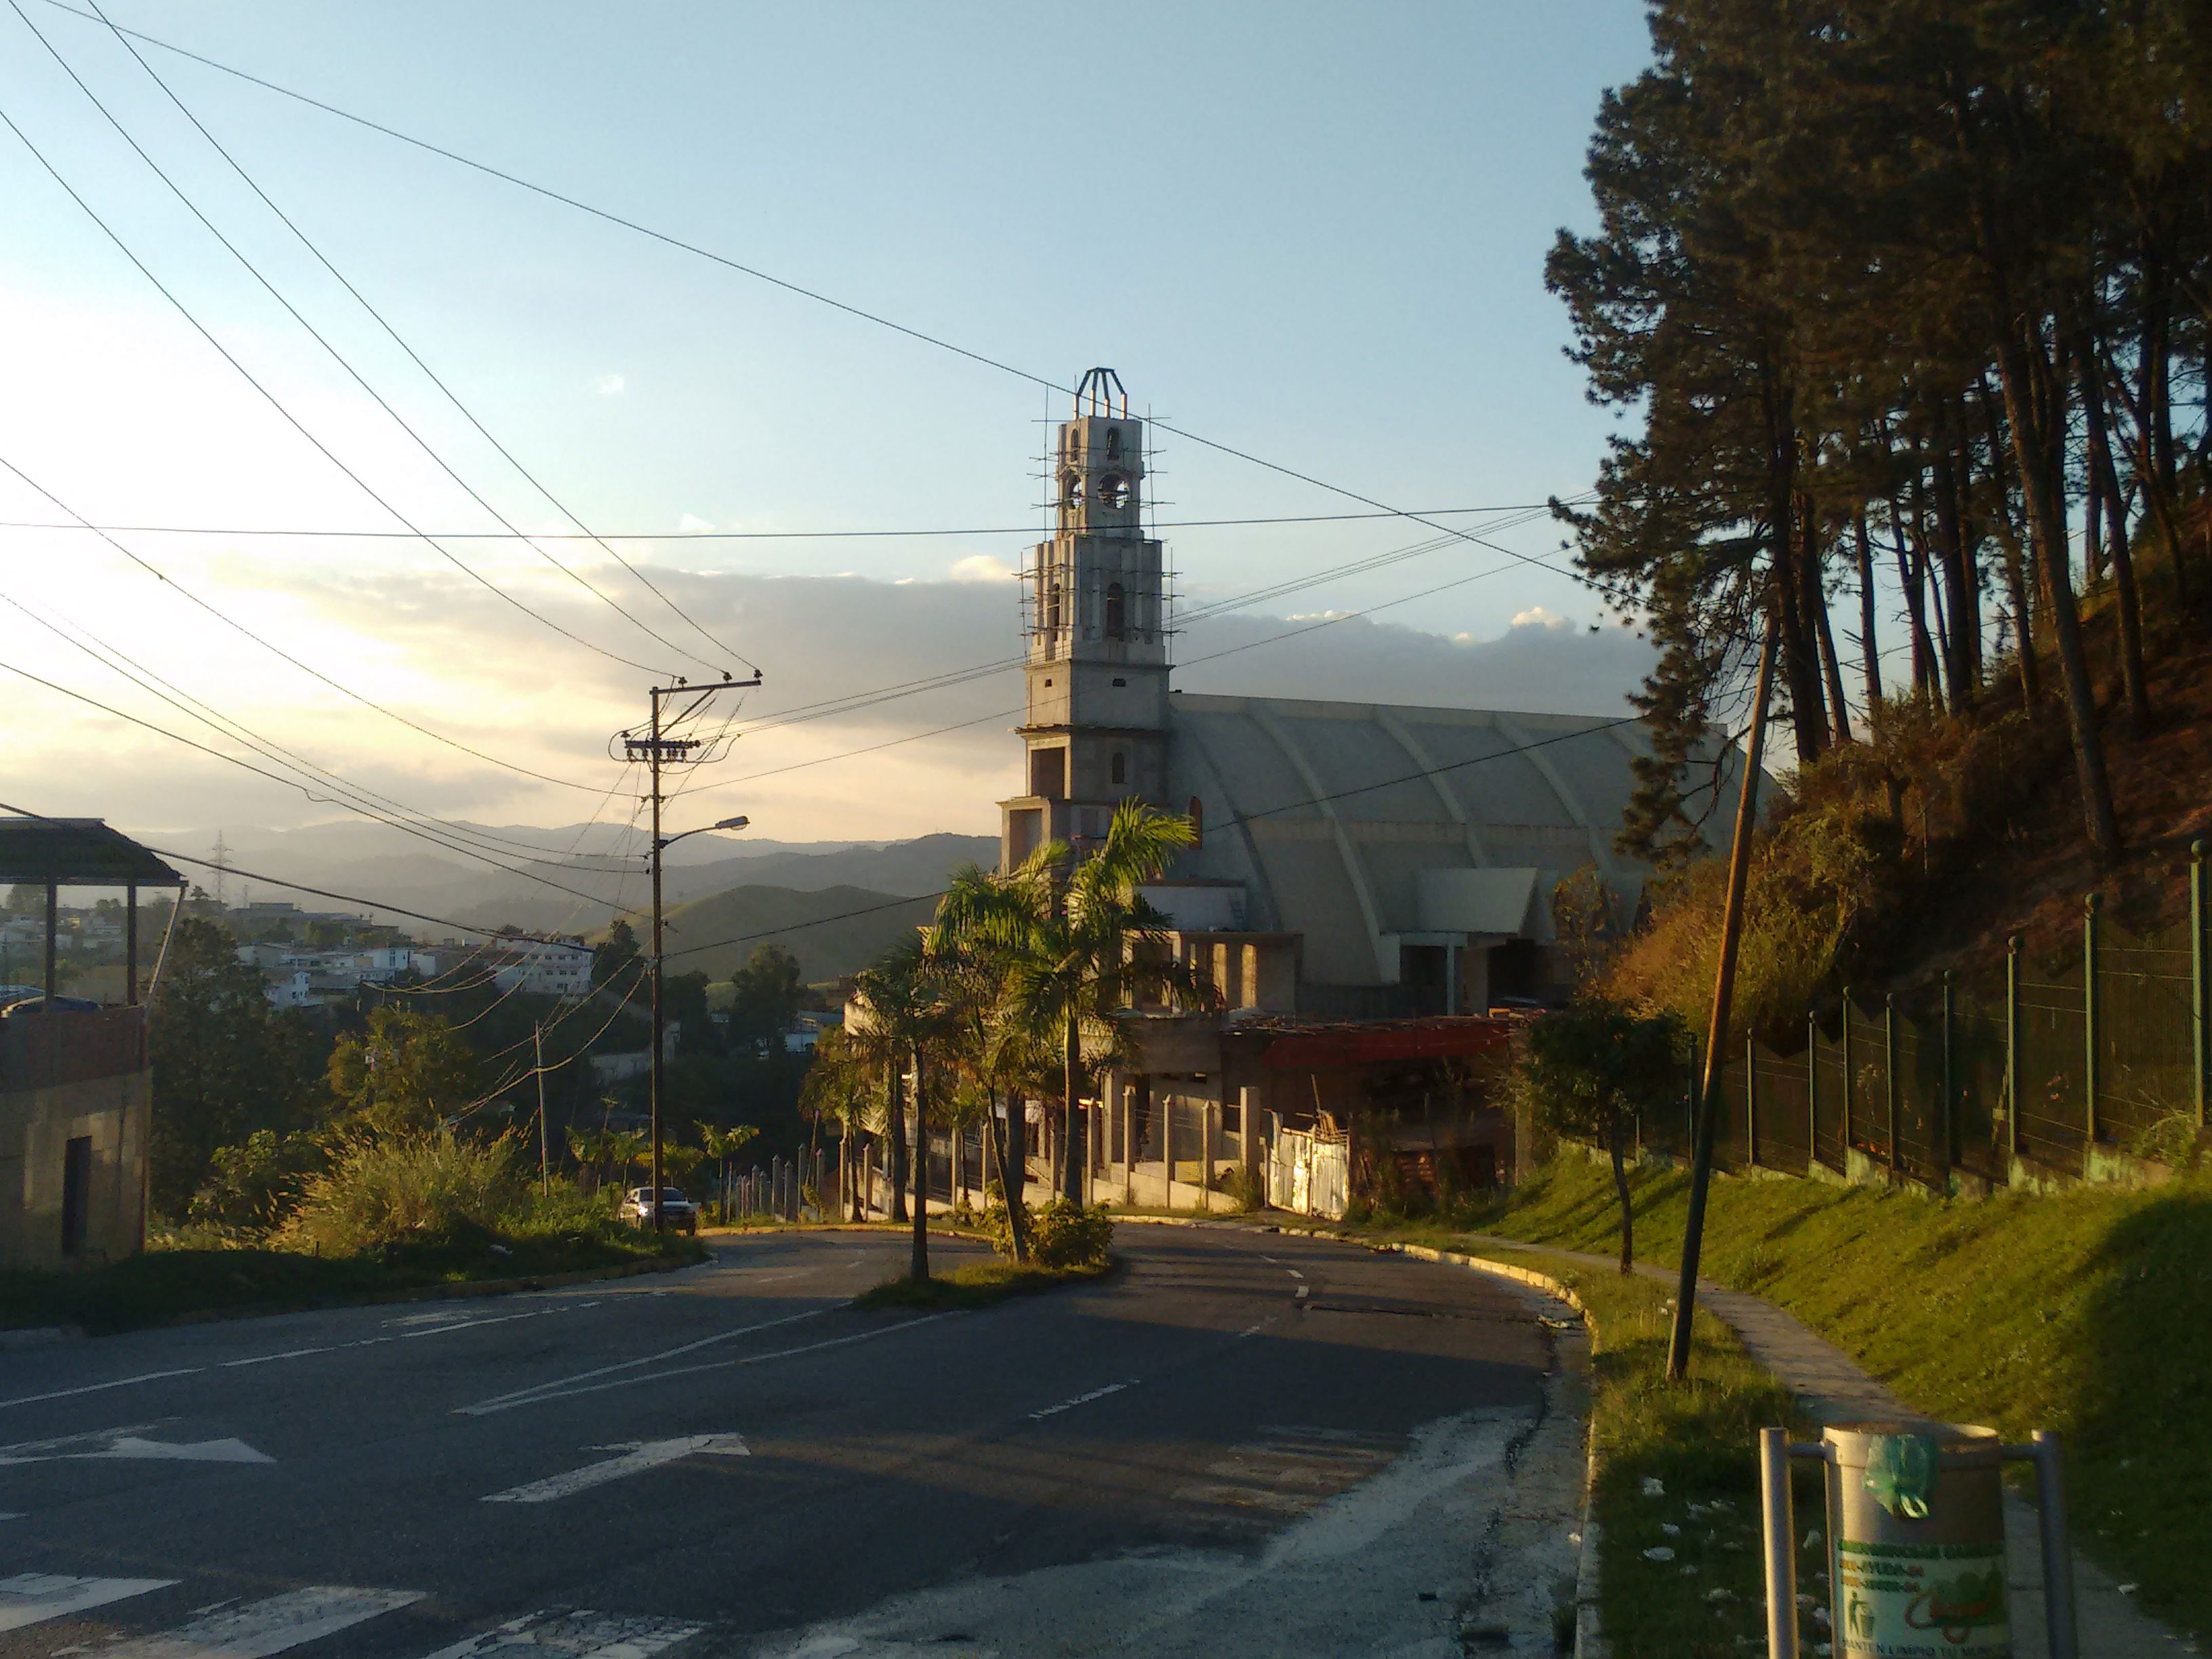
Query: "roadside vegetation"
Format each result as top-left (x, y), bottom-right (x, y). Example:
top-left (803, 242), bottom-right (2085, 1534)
top-left (1370, 1158), bottom-right (2212, 1643)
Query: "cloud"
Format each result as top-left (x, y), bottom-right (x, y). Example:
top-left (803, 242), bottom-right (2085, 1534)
top-left (1507, 605), bottom-right (1574, 631)
top-left (677, 513), bottom-right (716, 533)
top-left (592, 373), bottom-right (626, 396)
top-left (948, 554), bottom-right (1017, 583)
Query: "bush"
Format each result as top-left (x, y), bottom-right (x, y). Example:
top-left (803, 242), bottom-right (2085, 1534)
top-left (977, 1198), bottom-right (1114, 1267)
top-left (282, 1130), bottom-right (529, 1256)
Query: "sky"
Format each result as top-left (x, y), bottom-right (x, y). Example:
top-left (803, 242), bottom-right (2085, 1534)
top-left (0, 1), bottom-right (1660, 858)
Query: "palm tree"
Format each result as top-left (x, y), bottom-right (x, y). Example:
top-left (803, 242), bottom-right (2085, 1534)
top-left (937, 800), bottom-right (1217, 1207)
top-left (696, 1121), bottom-right (760, 1220)
top-left (853, 935), bottom-right (959, 1280)
top-left (798, 1025), bottom-right (875, 1220)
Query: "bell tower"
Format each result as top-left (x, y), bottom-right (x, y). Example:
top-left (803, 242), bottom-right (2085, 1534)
top-left (999, 367), bottom-right (1170, 869)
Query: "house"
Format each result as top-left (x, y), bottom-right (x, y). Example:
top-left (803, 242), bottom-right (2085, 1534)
top-left (0, 819), bottom-right (184, 1269)
top-left (990, 371), bottom-right (1742, 1216)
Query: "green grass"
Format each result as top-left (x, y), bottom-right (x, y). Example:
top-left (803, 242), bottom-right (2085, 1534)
top-left (0, 1228), bottom-right (705, 1335)
top-left (1380, 1157), bottom-right (2212, 1642)
top-left (851, 1256), bottom-right (1116, 1311)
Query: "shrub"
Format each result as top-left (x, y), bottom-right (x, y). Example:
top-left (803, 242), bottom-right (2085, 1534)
top-left (282, 1130), bottom-right (527, 1256)
top-left (1025, 1200), bottom-right (1115, 1269)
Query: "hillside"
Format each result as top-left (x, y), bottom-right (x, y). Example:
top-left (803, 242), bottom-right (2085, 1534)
top-left (652, 883), bottom-right (937, 984)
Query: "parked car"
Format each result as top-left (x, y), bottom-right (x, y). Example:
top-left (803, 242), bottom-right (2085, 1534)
top-left (619, 1187), bottom-right (699, 1233)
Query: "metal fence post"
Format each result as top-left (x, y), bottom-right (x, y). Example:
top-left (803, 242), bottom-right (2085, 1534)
top-left (1885, 992), bottom-right (1900, 1176)
top-left (1840, 994), bottom-right (1853, 1153)
top-left (2007, 935), bottom-right (2023, 1164)
top-left (2192, 840), bottom-right (2207, 1130)
top-left (2083, 893), bottom-right (2102, 1148)
top-left (1807, 1007), bottom-right (1820, 1170)
top-left (1746, 1032), bottom-right (1760, 1169)
top-left (1757, 1426), bottom-right (1798, 1658)
top-left (1940, 969), bottom-right (1956, 1181)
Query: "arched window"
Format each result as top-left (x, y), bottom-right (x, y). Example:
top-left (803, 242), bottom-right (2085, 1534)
top-left (1106, 426), bottom-right (1122, 460)
top-left (1188, 796), bottom-right (1204, 848)
top-left (1104, 581), bottom-right (1126, 640)
top-left (1042, 571), bottom-right (1061, 658)
top-left (1111, 751), bottom-right (1126, 786)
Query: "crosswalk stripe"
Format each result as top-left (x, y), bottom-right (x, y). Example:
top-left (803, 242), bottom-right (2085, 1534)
top-left (0, 1574), bottom-right (178, 1634)
top-left (416, 1609), bottom-right (703, 1659)
top-left (100, 1586), bottom-right (424, 1659)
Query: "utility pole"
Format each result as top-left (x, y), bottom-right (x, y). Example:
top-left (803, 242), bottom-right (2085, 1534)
top-left (1666, 606), bottom-right (1778, 1384)
top-left (535, 1021), bottom-right (550, 1198)
top-left (623, 673), bottom-right (758, 1234)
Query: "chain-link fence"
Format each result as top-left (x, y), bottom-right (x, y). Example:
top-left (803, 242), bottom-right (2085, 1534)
top-left (1675, 848), bottom-right (2211, 1190)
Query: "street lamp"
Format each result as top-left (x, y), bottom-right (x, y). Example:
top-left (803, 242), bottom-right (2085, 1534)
top-left (646, 814), bottom-right (750, 1232)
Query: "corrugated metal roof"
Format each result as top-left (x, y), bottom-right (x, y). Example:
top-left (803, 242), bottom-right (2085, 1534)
top-left (0, 819), bottom-right (186, 886)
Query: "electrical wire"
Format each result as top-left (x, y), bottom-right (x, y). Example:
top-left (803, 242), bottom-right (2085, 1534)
top-left (0, 503), bottom-right (1566, 540)
top-left (28, 1), bottom-right (1641, 611)
top-left (0, 79), bottom-right (670, 677)
top-left (0, 453), bottom-right (615, 795)
top-left (75, 0), bottom-right (754, 677)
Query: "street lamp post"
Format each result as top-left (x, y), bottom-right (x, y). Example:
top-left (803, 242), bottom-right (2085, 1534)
top-left (642, 811), bottom-right (749, 1233)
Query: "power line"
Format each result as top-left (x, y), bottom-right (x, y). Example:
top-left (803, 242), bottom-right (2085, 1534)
top-left (77, 0), bottom-right (754, 677)
top-left (0, 657), bottom-right (635, 912)
top-left (29, 1), bottom-right (1639, 611)
top-left (0, 504), bottom-right (1565, 540)
top-left (0, 70), bottom-right (670, 678)
top-left (0, 452), bottom-right (613, 794)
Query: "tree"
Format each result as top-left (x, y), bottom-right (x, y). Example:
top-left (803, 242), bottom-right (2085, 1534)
top-left (148, 917), bottom-right (327, 1215)
top-left (726, 943), bottom-right (806, 1054)
top-left (937, 800), bottom-right (1218, 1208)
top-left (851, 935), bottom-right (961, 1280)
top-left (1514, 999), bottom-right (1687, 1275)
top-left (327, 1006), bottom-right (478, 1136)
top-left (697, 1120), bottom-right (760, 1216)
top-left (798, 1025), bottom-right (877, 1221)
top-left (593, 918), bottom-right (641, 990)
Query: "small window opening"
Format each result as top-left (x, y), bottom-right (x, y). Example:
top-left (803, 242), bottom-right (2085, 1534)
top-left (1111, 751), bottom-right (1126, 785)
top-left (1188, 796), bottom-right (1204, 848)
top-left (1104, 581), bottom-right (1127, 640)
top-left (1106, 426), bottom-right (1122, 459)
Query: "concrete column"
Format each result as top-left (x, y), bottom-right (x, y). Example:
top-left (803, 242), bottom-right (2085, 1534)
top-left (1202, 1080), bottom-right (1220, 1211)
top-left (1162, 1089), bottom-right (1176, 1212)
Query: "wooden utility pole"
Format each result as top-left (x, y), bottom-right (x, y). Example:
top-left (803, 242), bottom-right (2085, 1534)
top-left (535, 1022), bottom-right (550, 1198)
top-left (624, 674), bottom-right (758, 1234)
top-left (1667, 607), bottom-right (1778, 1383)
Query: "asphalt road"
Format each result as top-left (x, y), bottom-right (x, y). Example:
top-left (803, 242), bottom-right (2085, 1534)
top-left (3, 1225), bottom-right (1583, 1658)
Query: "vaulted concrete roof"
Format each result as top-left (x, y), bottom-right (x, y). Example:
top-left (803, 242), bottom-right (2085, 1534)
top-left (1161, 693), bottom-right (1744, 986)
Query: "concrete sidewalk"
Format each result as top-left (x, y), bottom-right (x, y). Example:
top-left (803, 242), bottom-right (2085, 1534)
top-left (1457, 1233), bottom-right (2194, 1658)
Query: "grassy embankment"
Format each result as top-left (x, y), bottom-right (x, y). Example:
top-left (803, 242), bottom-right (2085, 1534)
top-left (1372, 1157), bottom-right (2212, 1642)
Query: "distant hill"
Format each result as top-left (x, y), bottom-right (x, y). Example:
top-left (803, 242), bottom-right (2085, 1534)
top-left (654, 884), bottom-right (937, 984)
top-left (128, 822), bottom-right (995, 939)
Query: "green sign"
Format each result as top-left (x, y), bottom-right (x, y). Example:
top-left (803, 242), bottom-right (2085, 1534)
top-left (1836, 1540), bottom-right (2010, 1659)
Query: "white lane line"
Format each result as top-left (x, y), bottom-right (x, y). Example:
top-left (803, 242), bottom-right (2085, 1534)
top-left (483, 1433), bottom-right (749, 1502)
top-left (0, 1369), bottom-right (202, 1412)
top-left (1285, 1269), bottom-right (1305, 1280)
top-left (101, 1586), bottom-right (424, 1659)
top-left (465, 1313), bottom-right (951, 1414)
top-left (1295, 1286), bottom-right (1309, 1300)
top-left (0, 1574), bottom-right (178, 1633)
top-left (417, 1608), bottom-right (704, 1659)
top-left (1027, 1380), bottom-right (1139, 1421)
top-left (222, 1347), bottom-right (333, 1368)
top-left (1258, 1254), bottom-right (1280, 1263)
top-left (401, 1304), bottom-right (594, 1340)
top-left (455, 1307), bottom-right (829, 1414)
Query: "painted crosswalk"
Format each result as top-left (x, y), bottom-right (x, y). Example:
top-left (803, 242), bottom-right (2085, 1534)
top-left (3, 1579), bottom-right (707, 1659)
top-left (0, 1575), bottom-right (178, 1635)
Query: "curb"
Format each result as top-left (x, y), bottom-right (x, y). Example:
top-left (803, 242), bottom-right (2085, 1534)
top-left (1120, 1213), bottom-right (1607, 1650)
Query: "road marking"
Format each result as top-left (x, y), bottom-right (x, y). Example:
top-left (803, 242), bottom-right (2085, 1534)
top-left (221, 1348), bottom-right (333, 1368)
top-left (463, 1313), bottom-right (951, 1414)
top-left (417, 1609), bottom-right (704, 1659)
top-left (0, 1426), bottom-right (272, 1466)
top-left (1295, 1286), bottom-right (1309, 1299)
top-left (457, 1307), bottom-right (827, 1414)
top-left (0, 1574), bottom-right (177, 1633)
top-left (100, 1586), bottom-right (424, 1659)
top-left (0, 1370), bottom-right (201, 1412)
top-left (483, 1433), bottom-right (750, 1503)
top-left (1286, 1269), bottom-right (1305, 1280)
top-left (1027, 1380), bottom-right (1139, 1421)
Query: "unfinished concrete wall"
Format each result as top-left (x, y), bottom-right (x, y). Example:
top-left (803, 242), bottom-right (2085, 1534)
top-left (1, 1068), bottom-right (148, 1269)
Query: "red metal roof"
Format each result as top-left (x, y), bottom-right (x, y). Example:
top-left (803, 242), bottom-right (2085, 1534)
top-left (1259, 1018), bottom-right (1519, 1070)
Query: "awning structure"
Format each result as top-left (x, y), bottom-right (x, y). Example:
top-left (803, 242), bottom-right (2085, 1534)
top-left (0, 819), bottom-right (184, 887)
top-left (1259, 1017), bottom-right (1519, 1070)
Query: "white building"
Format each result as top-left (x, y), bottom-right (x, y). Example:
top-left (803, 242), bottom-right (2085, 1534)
top-left (491, 937), bottom-right (594, 1000)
